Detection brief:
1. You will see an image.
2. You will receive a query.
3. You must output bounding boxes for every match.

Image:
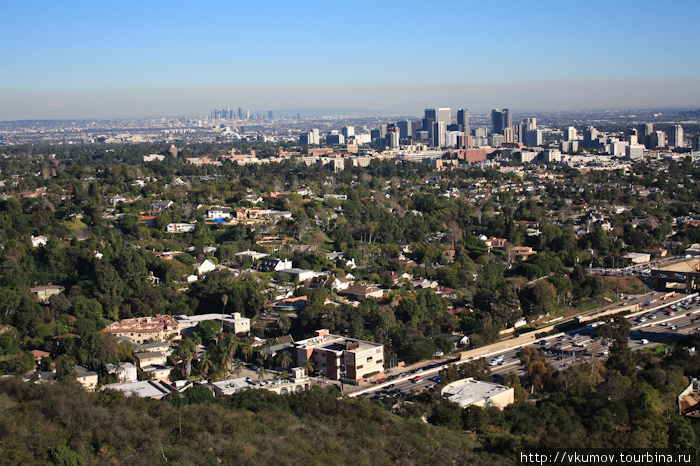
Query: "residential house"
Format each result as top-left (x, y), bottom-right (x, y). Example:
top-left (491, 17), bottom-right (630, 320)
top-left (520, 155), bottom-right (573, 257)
top-left (278, 268), bottom-right (323, 282)
top-left (31, 235), bottom-right (48, 247)
top-left (134, 352), bottom-right (168, 368)
top-left (104, 315), bottom-right (180, 344)
top-left (166, 222), bottom-right (196, 233)
top-left (75, 365), bottom-right (99, 391)
top-left (135, 341), bottom-right (172, 355)
top-left (339, 284), bottom-right (384, 301)
top-left (482, 236), bottom-right (507, 249)
top-left (175, 313), bottom-right (251, 335)
top-left (509, 246), bottom-right (537, 260)
top-left (29, 285), bottom-right (65, 302)
top-left (108, 195), bottom-right (130, 206)
top-left (258, 257), bottom-right (293, 272)
top-left (106, 362), bottom-right (138, 383)
top-left (270, 296), bottom-right (307, 312)
top-left (235, 250), bottom-right (269, 263)
top-left (207, 205), bottom-right (232, 219)
top-left (149, 200), bottom-right (173, 213)
top-left (333, 276), bottom-right (353, 291)
top-left (194, 259), bottom-right (216, 275)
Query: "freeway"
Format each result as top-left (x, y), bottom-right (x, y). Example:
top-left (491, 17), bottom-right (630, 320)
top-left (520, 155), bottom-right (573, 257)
top-left (351, 293), bottom-right (700, 400)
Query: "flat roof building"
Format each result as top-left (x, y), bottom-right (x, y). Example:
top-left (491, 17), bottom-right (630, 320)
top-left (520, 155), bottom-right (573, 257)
top-left (441, 377), bottom-right (514, 409)
top-left (175, 313), bottom-right (251, 335)
top-left (293, 329), bottom-right (384, 383)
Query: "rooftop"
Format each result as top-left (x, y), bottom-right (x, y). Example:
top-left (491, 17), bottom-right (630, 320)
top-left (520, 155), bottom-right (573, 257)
top-left (294, 331), bottom-right (382, 353)
top-left (441, 378), bottom-right (512, 408)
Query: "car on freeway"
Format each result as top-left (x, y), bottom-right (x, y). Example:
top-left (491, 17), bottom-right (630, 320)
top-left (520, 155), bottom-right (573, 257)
top-left (411, 375), bottom-right (422, 382)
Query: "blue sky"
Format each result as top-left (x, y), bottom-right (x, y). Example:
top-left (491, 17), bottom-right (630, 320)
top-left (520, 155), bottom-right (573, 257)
top-left (1, 0), bottom-right (699, 119)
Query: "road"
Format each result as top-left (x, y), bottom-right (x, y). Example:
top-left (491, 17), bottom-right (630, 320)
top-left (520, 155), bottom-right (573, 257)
top-left (352, 293), bottom-right (700, 400)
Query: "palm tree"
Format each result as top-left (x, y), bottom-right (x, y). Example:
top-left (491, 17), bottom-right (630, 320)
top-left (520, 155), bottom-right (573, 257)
top-left (176, 338), bottom-right (196, 379)
top-left (276, 351), bottom-right (293, 370)
top-left (302, 358), bottom-right (314, 377)
top-left (221, 334), bottom-right (240, 372)
top-left (220, 294), bottom-right (229, 332)
top-left (234, 360), bottom-right (244, 378)
top-left (198, 350), bottom-right (213, 378)
top-left (257, 367), bottom-right (268, 381)
top-left (240, 340), bottom-right (252, 364)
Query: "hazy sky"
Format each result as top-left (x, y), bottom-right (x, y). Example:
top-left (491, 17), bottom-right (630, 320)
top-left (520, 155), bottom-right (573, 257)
top-left (2, 0), bottom-right (699, 120)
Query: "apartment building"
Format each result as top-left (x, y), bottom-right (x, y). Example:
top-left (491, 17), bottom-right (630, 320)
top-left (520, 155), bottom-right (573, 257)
top-left (293, 329), bottom-right (384, 382)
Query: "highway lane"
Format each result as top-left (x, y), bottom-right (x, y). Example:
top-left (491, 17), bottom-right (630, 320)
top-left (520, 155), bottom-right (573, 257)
top-left (353, 294), bottom-right (700, 399)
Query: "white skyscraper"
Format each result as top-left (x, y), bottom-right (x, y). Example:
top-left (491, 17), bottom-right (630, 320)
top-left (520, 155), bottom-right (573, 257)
top-left (437, 108), bottom-right (451, 126)
top-left (432, 121), bottom-right (446, 147)
top-left (670, 125), bottom-right (684, 147)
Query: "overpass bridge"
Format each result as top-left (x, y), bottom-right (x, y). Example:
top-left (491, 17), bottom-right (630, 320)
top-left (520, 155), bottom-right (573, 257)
top-left (650, 259), bottom-right (700, 292)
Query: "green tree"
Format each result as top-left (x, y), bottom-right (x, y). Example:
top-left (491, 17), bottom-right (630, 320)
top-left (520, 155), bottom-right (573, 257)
top-left (668, 414), bottom-right (695, 451)
top-left (276, 351), bottom-right (293, 370)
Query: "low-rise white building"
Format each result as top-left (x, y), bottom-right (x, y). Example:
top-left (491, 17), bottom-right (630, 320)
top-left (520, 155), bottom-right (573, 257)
top-left (441, 378), bottom-right (514, 410)
top-left (207, 206), bottom-right (232, 219)
top-left (175, 313), bottom-right (251, 335)
top-left (194, 259), bottom-right (216, 275)
top-left (166, 223), bottom-right (196, 233)
top-left (106, 362), bottom-right (138, 383)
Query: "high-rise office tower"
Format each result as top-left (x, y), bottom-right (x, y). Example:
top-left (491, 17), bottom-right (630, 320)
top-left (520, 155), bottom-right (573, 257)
top-left (491, 109), bottom-right (513, 135)
top-left (670, 125), bottom-right (684, 147)
top-left (522, 118), bottom-right (537, 131)
top-left (432, 121), bottom-right (446, 148)
top-left (437, 108), bottom-right (451, 126)
top-left (524, 129), bottom-right (543, 147)
top-left (650, 131), bottom-right (667, 149)
top-left (379, 124), bottom-right (388, 139)
top-left (491, 109), bottom-right (503, 134)
top-left (638, 123), bottom-right (653, 147)
top-left (312, 129), bottom-right (320, 145)
top-left (566, 126), bottom-right (577, 141)
top-left (398, 120), bottom-right (412, 139)
top-left (692, 135), bottom-right (700, 152)
top-left (583, 126), bottom-right (598, 146)
top-left (387, 128), bottom-right (400, 148)
top-left (503, 126), bottom-right (515, 144)
top-left (238, 108), bottom-right (243, 119)
top-left (300, 132), bottom-right (312, 145)
top-left (424, 109), bottom-right (437, 138)
top-left (502, 109), bottom-right (512, 130)
top-left (457, 109), bottom-right (470, 135)
top-left (342, 126), bottom-right (355, 138)
top-left (268, 111), bottom-right (273, 120)
top-left (246, 110), bottom-right (250, 120)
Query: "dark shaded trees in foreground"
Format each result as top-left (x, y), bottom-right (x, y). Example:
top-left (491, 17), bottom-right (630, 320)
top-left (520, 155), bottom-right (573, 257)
top-left (0, 379), bottom-right (502, 466)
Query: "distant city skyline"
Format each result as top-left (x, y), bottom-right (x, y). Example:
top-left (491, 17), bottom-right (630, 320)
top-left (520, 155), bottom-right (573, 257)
top-left (1, 1), bottom-right (699, 120)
